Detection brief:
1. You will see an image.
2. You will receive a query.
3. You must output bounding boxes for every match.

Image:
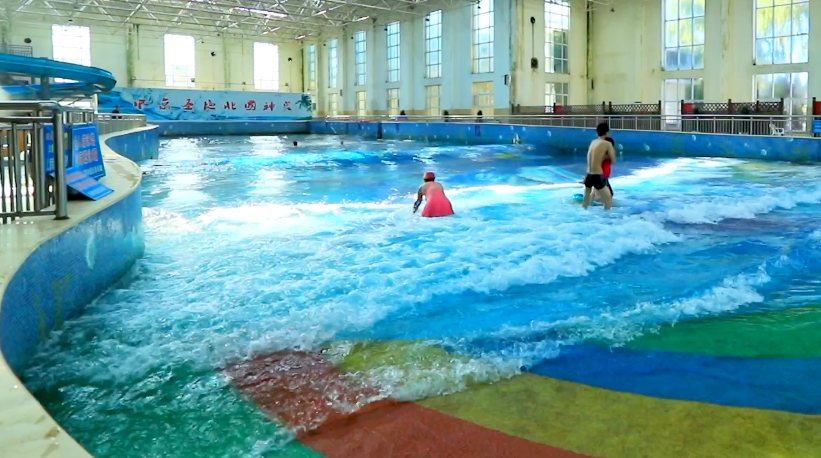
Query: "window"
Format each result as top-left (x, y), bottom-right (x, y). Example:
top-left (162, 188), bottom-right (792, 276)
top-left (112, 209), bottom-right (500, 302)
top-left (425, 85), bottom-right (441, 116)
top-left (164, 34), bottom-right (196, 87)
top-left (254, 42), bottom-right (280, 90)
top-left (387, 22), bottom-right (400, 83)
top-left (52, 25), bottom-right (91, 67)
top-left (328, 39), bottom-right (339, 88)
top-left (472, 81), bottom-right (494, 115)
top-left (755, 72), bottom-right (808, 130)
top-left (307, 44), bottom-right (317, 91)
top-left (425, 10), bottom-right (443, 78)
top-left (545, 82), bottom-right (569, 107)
top-left (472, 0), bottom-right (494, 74)
top-left (545, 0), bottom-right (570, 74)
top-left (355, 31), bottom-right (367, 86)
top-left (356, 91), bottom-right (367, 116)
top-left (328, 93), bottom-right (339, 116)
top-left (663, 0), bottom-right (705, 71)
top-left (755, 0), bottom-right (809, 65)
top-left (663, 78), bottom-right (704, 125)
top-left (387, 88), bottom-right (400, 116)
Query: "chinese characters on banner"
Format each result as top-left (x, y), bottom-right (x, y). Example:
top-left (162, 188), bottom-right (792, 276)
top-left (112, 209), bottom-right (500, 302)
top-left (99, 87), bottom-right (312, 121)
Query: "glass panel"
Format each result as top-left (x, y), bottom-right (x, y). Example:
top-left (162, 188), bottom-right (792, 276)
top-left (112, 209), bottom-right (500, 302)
top-left (756, 38), bottom-right (773, 64)
top-left (773, 73), bottom-right (790, 98)
top-left (693, 0), bottom-right (705, 16)
top-left (773, 0), bottom-right (791, 5)
top-left (773, 5), bottom-right (791, 36)
top-left (678, 46), bottom-right (692, 70)
top-left (693, 17), bottom-right (705, 45)
top-left (791, 34), bottom-right (809, 63)
top-left (793, 2), bottom-right (809, 35)
top-left (679, 78), bottom-right (693, 101)
top-left (693, 78), bottom-right (704, 100)
top-left (665, 21), bottom-right (678, 47)
top-left (756, 7), bottom-right (773, 38)
top-left (664, 79), bottom-right (679, 101)
top-left (792, 72), bottom-right (809, 99)
top-left (679, 19), bottom-right (693, 45)
top-left (692, 45), bottom-right (704, 69)
top-left (664, 102), bottom-right (679, 117)
top-left (665, 0), bottom-right (678, 20)
top-left (773, 36), bottom-right (790, 64)
top-left (665, 48), bottom-right (679, 70)
top-left (757, 0), bottom-right (773, 6)
top-left (679, 0), bottom-right (692, 18)
top-left (755, 74), bottom-right (773, 99)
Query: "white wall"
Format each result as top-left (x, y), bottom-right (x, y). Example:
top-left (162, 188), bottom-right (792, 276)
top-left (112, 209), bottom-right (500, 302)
top-left (4, 18), bottom-right (304, 92)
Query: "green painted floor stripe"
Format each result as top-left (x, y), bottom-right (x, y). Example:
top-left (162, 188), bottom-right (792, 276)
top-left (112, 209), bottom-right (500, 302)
top-left (625, 306), bottom-right (821, 358)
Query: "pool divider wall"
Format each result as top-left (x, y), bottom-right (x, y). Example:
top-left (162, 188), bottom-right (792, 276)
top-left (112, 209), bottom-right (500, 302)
top-left (0, 127), bottom-right (154, 458)
top-left (308, 121), bottom-right (821, 162)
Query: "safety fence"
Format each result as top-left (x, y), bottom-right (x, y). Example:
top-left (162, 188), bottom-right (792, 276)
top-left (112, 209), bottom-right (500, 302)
top-left (0, 101), bottom-right (88, 224)
top-left (322, 112), bottom-right (813, 137)
top-left (95, 113), bottom-right (146, 135)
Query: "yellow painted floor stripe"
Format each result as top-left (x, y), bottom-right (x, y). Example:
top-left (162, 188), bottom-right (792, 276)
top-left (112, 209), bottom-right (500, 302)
top-left (419, 374), bottom-right (821, 458)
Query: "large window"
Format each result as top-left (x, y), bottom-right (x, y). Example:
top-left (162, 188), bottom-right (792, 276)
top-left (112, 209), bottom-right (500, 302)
top-left (663, 0), bottom-right (705, 71)
top-left (52, 25), bottom-right (91, 67)
top-left (387, 22), bottom-right (400, 83)
top-left (328, 39), bottom-right (339, 88)
top-left (545, 0), bottom-right (569, 74)
top-left (355, 31), bottom-right (367, 86)
top-left (164, 34), bottom-right (196, 87)
top-left (755, 72), bottom-right (808, 130)
top-left (425, 10), bottom-right (443, 79)
top-left (472, 81), bottom-right (494, 115)
top-left (425, 85), bottom-right (441, 116)
top-left (663, 78), bottom-right (704, 125)
top-left (356, 91), bottom-right (367, 116)
top-left (387, 88), bottom-right (400, 116)
top-left (254, 42), bottom-right (280, 90)
top-left (545, 82), bottom-right (569, 107)
top-left (307, 44), bottom-right (317, 91)
top-left (472, 0), bottom-right (494, 74)
top-left (755, 0), bottom-right (809, 65)
top-left (328, 93), bottom-right (339, 116)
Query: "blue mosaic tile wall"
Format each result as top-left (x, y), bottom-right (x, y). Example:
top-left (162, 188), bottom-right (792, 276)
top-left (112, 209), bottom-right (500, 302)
top-left (104, 126), bottom-right (161, 163)
top-left (153, 120), bottom-right (310, 137)
top-left (309, 121), bottom-right (821, 162)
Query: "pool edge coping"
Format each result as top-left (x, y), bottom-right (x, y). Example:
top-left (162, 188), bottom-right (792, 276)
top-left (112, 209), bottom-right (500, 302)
top-left (0, 126), bottom-right (153, 458)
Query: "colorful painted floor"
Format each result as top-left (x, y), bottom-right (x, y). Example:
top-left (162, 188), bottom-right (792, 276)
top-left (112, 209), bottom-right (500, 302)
top-left (224, 308), bottom-right (821, 458)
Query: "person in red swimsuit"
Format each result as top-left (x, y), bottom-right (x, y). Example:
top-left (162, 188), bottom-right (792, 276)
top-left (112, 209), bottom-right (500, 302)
top-left (413, 172), bottom-right (455, 217)
top-left (602, 137), bottom-right (615, 197)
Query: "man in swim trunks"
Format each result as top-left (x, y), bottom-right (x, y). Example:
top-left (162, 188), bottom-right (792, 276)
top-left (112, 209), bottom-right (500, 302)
top-left (583, 122), bottom-right (616, 210)
top-left (413, 172), bottom-right (455, 217)
top-left (592, 137), bottom-right (616, 201)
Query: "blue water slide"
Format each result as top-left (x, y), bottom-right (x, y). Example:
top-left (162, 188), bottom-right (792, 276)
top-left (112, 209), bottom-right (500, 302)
top-left (0, 53), bottom-right (116, 98)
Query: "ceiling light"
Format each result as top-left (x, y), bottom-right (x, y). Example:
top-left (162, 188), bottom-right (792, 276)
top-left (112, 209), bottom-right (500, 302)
top-left (296, 34), bottom-right (305, 39)
top-left (354, 16), bottom-right (369, 21)
top-left (314, 9), bottom-right (327, 15)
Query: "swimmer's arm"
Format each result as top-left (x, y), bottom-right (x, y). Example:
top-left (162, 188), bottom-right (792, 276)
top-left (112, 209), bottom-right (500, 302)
top-left (413, 187), bottom-right (424, 213)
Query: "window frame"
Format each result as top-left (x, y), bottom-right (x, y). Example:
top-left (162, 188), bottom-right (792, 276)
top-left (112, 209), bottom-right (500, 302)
top-left (328, 39), bottom-right (339, 88)
top-left (163, 34), bottom-right (196, 88)
top-left (472, 0), bottom-right (495, 74)
top-left (425, 84), bottom-right (441, 116)
top-left (386, 22), bottom-right (400, 83)
top-left (425, 10), bottom-right (443, 79)
top-left (355, 31), bottom-right (367, 86)
top-left (662, 0), bottom-right (706, 71)
top-left (356, 91), bottom-right (367, 116)
top-left (754, 71), bottom-right (809, 131)
top-left (544, 82), bottom-right (569, 107)
top-left (753, 0), bottom-right (810, 66)
top-left (253, 42), bottom-right (280, 91)
top-left (545, 0), bottom-right (570, 74)
top-left (307, 44), bottom-right (317, 91)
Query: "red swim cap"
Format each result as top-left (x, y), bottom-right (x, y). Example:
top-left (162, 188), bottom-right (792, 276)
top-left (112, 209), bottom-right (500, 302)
top-left (424, 171), bottom-right (435, 180)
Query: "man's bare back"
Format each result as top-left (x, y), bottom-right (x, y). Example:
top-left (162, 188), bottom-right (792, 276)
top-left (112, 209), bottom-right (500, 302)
top-left (582, 123), bottom-right (616, 210)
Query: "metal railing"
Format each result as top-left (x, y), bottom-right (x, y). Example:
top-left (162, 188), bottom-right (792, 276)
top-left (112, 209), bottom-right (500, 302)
top-left (319, 113), bottom-right (816, 137)
top-left (0, 101), bottom-right (78, 224)
top-left (95, 113), bottom-right (147, 135)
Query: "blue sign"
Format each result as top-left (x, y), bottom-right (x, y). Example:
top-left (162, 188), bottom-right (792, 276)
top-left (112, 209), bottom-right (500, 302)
top-left (44, 124), bottom-right (70, 176)
top-left (98, 87), bottom-right (313, 121)
top-left (64, 167), bottom-right (113, 200)
top-left (813, 119), bottom-right (821, 134)
top-left (70, 124), bottom-right (105, 179)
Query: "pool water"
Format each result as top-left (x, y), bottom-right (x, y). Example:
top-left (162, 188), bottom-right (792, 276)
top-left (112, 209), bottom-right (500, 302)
top-left (24, 135), bottom-right (821, 458)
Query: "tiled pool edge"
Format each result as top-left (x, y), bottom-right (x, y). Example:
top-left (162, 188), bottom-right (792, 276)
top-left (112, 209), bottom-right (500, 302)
top-left (0, 128), bottom-right (151, 458)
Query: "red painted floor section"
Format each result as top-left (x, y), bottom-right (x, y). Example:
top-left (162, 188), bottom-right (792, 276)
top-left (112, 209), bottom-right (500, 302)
top-left (226, 351), bottom-right (596, 458)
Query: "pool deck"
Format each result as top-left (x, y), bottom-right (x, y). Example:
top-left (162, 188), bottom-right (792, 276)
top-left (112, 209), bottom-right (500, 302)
top-left (0, 130), bottom-right (143, 458)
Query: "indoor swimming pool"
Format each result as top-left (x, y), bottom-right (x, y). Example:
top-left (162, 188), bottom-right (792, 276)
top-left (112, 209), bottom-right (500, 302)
top-left (24, 134), bottom-right (821, 458)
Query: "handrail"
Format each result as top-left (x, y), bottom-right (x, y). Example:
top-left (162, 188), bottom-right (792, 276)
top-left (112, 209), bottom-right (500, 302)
top-left (317, 113), bottom-right (816, 137)
top-left (0, 101), bottom-right (87, 223)
top-left (95, 113), bottom-right (147, 135)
